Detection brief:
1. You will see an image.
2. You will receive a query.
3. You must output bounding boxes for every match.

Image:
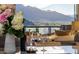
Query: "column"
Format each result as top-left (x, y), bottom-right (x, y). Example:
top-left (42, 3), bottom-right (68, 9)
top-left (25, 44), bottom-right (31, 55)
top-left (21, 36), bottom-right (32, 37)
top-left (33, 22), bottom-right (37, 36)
top-left (48, 27), bottom-right (51, 34)
top-left (76, 4), bottom-right (79, 20)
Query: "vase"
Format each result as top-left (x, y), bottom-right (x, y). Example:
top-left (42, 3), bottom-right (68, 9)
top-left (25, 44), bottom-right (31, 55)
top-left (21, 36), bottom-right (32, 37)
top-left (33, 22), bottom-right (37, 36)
top-left (4, 33), bottom-right (16, 54)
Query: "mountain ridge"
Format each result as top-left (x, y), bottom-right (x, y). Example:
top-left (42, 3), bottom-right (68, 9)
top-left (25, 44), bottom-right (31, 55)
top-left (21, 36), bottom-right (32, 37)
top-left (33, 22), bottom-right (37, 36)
top-left (16, 4), bottom-right (74, 26)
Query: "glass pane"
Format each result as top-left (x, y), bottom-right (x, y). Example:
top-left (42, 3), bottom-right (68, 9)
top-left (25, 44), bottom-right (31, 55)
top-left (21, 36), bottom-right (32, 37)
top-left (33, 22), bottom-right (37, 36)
top-left (17, 4), bottom-right (76, 54)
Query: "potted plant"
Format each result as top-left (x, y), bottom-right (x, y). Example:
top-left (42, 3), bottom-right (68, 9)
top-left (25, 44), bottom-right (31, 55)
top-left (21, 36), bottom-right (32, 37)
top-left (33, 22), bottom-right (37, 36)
top-left (0, 4), bottom-right (25, 53)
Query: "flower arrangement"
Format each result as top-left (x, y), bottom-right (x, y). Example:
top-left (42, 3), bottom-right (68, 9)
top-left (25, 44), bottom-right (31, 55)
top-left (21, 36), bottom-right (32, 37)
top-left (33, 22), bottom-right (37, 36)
top-left (0, 4), bottom-right (24, 38)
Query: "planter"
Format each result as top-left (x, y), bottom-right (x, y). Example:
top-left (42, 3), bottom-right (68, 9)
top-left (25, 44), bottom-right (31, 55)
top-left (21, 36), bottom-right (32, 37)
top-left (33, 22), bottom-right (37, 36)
top-left (4, 33), bottom-right (16, 54)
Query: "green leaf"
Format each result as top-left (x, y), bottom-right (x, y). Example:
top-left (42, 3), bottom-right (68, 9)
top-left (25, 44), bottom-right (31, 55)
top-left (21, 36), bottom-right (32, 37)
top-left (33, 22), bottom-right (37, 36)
top-left (13, 30), bottom-right (24, 38)
top-left (7, 15), bottom-right (14, 26)
top-left (7, 27), bottom-right (24, 38)
top-left (7, 27), bottom-right (14, 34)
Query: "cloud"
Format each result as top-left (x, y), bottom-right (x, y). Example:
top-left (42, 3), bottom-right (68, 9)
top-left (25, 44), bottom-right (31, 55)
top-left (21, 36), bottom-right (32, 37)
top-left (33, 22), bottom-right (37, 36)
top-left (23, 0), bottom-right (54, 9)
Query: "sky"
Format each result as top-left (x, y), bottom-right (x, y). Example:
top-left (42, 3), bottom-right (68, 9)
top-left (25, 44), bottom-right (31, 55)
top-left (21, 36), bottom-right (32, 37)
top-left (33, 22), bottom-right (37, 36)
top-left (23, 0), bottom-right (75, 15)
top-left (43, 4), bottom-right (74, 15)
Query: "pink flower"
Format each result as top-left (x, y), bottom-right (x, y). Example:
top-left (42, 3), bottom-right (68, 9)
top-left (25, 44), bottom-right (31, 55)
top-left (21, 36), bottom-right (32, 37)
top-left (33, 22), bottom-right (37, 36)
top-left (3, 9), bottom-right (12, 18)
top-left (0, 9), bottom-right (12, 23)
top-left (0, 13), bottom-right (7, 23)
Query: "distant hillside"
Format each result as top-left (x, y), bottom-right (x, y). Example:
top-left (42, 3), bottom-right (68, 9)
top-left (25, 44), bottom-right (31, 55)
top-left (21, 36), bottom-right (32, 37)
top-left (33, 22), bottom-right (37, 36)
top-left (24, 20), bottom-right (34, 26)
top-left (16, 4), bottom-right (74, 26)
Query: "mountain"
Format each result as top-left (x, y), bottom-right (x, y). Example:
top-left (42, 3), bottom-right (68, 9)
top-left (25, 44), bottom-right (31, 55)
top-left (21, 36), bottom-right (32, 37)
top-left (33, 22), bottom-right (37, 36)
top-left (24, 20), bottom-right (34, 26)
top-left (16, 5), bottom-right (34, 26)
top-left (16, 4), bottom-right (74, 26)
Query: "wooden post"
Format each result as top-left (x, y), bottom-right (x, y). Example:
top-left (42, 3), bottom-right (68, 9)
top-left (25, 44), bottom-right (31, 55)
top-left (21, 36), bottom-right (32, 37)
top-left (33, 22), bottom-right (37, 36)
top-left (76, 4), bottom-right (79, 20)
